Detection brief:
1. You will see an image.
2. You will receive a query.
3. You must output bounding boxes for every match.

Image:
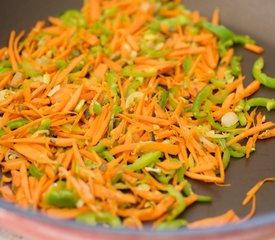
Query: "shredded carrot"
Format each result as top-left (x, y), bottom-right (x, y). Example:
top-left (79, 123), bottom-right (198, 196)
top-left (227, 122), bottom-right (275, 146)
top-left (0, 0), bottom-right (274, 230)
top-left (188, 210), bottom-right (238, 228)
top-left (244, 44), bottom-right (264, 54)
top-left (242, 178), bottom-right (275, 206)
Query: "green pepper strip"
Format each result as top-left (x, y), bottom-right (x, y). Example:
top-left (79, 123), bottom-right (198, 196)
top-left (218, 39), bottom-right (234, 56)
top-left (76, 211), bottom-right (122, 228)
top-left (6, 118), bottom-right (30, 130)
top-left (183, 56), bottom-right (192, 76)
top-left (108, 106), bottom-right (122, 132)
top-left (233, 35), bottom-right (256, 45)
top-left (158, 86), bottom-right (169, 109)
top-left (91, 141), bottom-right (106, 153)
top-left (102, 7), bottom-right (119, 19)
top-left (93, 102), bottom-right (102, 115)
top-left (166, 186), bottom-right (186, 220)
top-left (246, 97), bottom-right (275, 111)
top-left (183, 181), bottom-right (193, 196)
top-left (168, 95), bottom-right (177, 110)
top-left (200, 21), bottom-right (235, 41)
top-left (122, 65), bottom-right (157, 78)
top-left (230, 56), bottom-right (242, 77)
top-left (154, 172), bottom-right (174, 184)
top-left (205, 100), bottom-right (238, 132)
top-left (148, 21), bottom-right (161, 33)
top-left (74, 99), bottom-right (85, 113)
top-left (161, 15), bottom-right (190, 29)
top-left (100, 150), bottom-right (115, 162)
top-left (229, 148), bottom-right (246, 158)
top-left (252, 57), bottom-right (275, 88)
top-left (142, 49), bottom-right (171, 58)
top-left (191, 85), bottom-right (212, 119)
top-left (29, 164), bottom-right (44, 180)
top-left (176, 163), bottom-right (185, 184)
top-left (59, 10), bottom-right (87, 28)
top-left (156, 219), bottom-right (188, 230)
top-left (208, 114), bottom-right (238, 132)
top-left (209, 90), bottom-right (229, 104)
top-left (230, 142), bottom-right (247, 154)
top-left (91, 21), bottom-right (112, 36)
top-left (210, 77), bottom-right (226, 88)
top-left (149, 132), bottom-right (156, 141)
top-left (0, 60), bottom-right (12, 74)
top-left (21, 61), bottom-right (43, 78)
top-left (126, 77), bottom-right (143, 97)
top-left (234, 99), bottom-right (246, 112)
top-left (0, 129), bottom-right (5, 136)
top-left (43, 181), bottom-right (79, 208)
top-left (238, 112), bottom-right (247, 126)
top-left (222, 148), bottom-right (231, 170)
top-left (126, 151), bottom-right (162, 172)
top-left (201, 21), bottom-right (255, 44)
top-left (38, 118), bottom-right (51, 131)
top-left (196, 195), bottom-right (213, 203)
top-left (106, 71), bottom-right (119, 103)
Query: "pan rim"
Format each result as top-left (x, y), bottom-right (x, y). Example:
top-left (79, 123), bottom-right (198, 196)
top-left (0, 199), bottom-right (274, 236)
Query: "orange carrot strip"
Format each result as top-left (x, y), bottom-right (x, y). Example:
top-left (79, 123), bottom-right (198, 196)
top-left (245, 44), bottom-right (264, 54)
top-left (46, 207), bottom-right (90, 220)
top-left (8, 31), bottom-right (18, 71)
top-left (188, 210), bottom-right (237, 228)
top-left (227, 122), bottom-right (275, 146)
top-left (13, 143), bottom-right (55, 164)
top-left (62, 85), bottom-right (83, 113)
top-left (20, 163), bottom-right (32, 204)
top-left (242, 177), bottom-right (275, 206)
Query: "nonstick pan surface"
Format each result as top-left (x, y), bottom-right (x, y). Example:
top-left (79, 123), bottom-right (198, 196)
top-left (0, 1), bottom-right (274, 239)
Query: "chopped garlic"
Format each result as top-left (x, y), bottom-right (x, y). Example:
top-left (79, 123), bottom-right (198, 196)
top-left (145, 167), bottom-right (161, 173)
top-left (141, 2), bottom-right (150, 12)
top-left (47, 84), bottom-right (60, 97)
top-left (125, 91), bottom-right (144, 109)
top-left (221, 111), bottom-right (239, 127)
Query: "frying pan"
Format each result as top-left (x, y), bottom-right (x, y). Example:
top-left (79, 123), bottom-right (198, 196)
top-left (0, 0), bottom-right (274, 239)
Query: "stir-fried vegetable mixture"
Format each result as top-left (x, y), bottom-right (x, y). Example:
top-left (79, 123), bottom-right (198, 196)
top-left (0, 0), bottom-right (275, 229)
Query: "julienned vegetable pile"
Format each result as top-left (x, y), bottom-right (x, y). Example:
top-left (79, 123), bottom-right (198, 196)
top-left (0, 0), bottom-right (275, 230)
